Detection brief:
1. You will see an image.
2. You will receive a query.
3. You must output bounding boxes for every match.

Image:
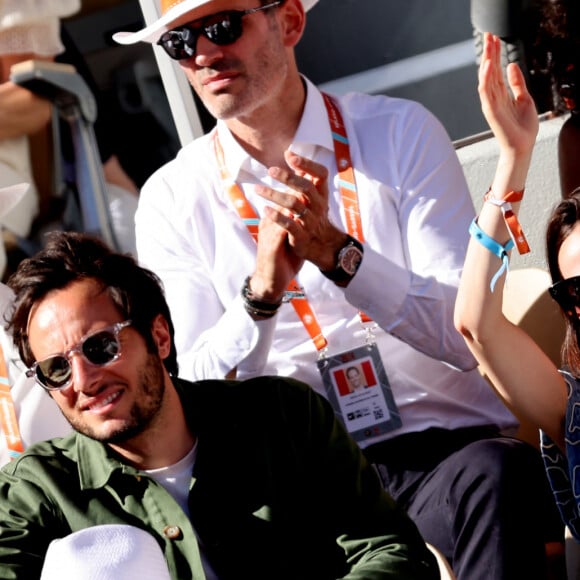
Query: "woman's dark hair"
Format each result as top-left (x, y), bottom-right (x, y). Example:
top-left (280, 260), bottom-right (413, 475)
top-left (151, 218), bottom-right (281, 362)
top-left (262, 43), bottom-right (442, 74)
top-left (6, 231), bottom-right (178, 376)
top-left (546, 187), bottom-right (580, 372)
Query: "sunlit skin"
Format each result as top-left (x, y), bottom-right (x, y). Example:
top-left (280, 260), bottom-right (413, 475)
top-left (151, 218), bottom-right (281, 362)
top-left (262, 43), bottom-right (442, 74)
top-left (180, 4), bottom-right (290, 121)
top-left (558, 223), bottom-right (580, 280)
top-left (26, 278), bottom-right (194, 469)
top-left (558, 223), bottom-right (580, 318)
top-left (175, 0), bottom-right (306, 166)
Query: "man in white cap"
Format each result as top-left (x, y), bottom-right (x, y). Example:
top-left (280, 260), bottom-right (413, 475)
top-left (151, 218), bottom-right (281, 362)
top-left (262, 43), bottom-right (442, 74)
top-left (114, 1), bottom-right (562, 577)
top-left (0, 231), bottom-right (437, 578)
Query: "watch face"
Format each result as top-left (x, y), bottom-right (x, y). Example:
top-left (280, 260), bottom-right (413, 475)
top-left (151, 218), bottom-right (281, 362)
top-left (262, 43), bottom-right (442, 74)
top-left (340, 246), bottom-right (363, 275)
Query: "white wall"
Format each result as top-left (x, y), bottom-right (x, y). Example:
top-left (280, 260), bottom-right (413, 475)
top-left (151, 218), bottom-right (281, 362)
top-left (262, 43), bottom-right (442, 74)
top-left (456, 114), bottom-right (566, 271)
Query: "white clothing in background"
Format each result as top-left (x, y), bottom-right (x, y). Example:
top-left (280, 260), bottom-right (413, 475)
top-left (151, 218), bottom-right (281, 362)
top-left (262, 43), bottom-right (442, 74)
top-left (0, 0), bottom-right (80, 56)
top-left (0, 283), bottom-right (71, 467)
top-left (107, 183), bottom-right (138, 256)
top-left (0, 137), bottom-right (38, 240)
top-left (0, 0), bottom-right (82, 275)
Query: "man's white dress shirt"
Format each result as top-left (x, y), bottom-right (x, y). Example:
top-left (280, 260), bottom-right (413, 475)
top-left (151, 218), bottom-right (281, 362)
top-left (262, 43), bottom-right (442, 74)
top-left (136, 79), bottom-right (516, 447)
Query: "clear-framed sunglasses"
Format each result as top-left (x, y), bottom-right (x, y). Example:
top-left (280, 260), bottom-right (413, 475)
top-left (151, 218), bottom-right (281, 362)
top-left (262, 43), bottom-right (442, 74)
top-left (27, 320), bottom-right (132, 391)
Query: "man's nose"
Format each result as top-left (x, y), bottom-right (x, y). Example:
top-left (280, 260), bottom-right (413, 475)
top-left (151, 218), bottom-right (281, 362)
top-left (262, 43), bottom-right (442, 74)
top-left (193, 34), bottom-right (226, 66)
top-left (68, 354), bottom-right (101, 394)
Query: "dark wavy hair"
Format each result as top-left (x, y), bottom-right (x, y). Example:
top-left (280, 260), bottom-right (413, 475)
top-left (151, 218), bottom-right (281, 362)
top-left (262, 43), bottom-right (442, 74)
top-left (546, 187), bottom-right (580, 372)
top-left (6, 231), bottom-right (178, 376)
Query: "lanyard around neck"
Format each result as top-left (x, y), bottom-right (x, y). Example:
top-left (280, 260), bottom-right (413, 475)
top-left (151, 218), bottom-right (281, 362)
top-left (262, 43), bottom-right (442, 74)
top-left (0, 343), bottom-right (24, 460)
top-left (213, 92), bottom-right (369, 351)
top-left (321, 93), bottom-right (365, 244)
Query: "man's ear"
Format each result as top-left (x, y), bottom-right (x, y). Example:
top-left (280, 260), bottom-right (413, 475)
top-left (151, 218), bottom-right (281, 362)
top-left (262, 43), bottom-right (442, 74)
top-left (279, 0), bottom-right (306, 48)
top-left (151, 314), bottom-right (172, 360)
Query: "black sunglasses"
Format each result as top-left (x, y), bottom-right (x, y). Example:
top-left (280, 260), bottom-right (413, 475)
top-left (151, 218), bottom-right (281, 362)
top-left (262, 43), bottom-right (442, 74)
top-left (26, 321), bottom-right (132, 391)
top-left (157, 0), bottom-right (283, 61)
top-left (549, 276), bottom-right (580, 316)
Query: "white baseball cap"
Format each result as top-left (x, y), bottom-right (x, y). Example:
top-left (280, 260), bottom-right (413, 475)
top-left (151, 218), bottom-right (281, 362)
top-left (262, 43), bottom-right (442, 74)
top-left (40, 525), bottom-right (172, 580)
top-left (113, 0), bottom-right (319, 45)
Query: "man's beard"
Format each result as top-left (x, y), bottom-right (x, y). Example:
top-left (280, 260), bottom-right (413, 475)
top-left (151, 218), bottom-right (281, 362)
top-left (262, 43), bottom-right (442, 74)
top-left (66, 353), bottom-right (166, 444)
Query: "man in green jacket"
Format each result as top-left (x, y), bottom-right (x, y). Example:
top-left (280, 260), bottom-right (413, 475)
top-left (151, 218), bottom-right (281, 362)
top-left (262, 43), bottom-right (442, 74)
top-left (0, 231), bottom-right (436, 579)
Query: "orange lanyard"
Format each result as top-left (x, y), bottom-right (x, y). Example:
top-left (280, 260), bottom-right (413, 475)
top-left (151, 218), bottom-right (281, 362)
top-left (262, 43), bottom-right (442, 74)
top-left (0, 343), bottom-right (24, 460)
top-left (322, 93), bottom-right (365, 243)
top-left (322, 94), bottom-right (371, 324)
top-left (213, 92), bottom-right (370, 351)
top-left (483, 188), bottom-right (530, 255)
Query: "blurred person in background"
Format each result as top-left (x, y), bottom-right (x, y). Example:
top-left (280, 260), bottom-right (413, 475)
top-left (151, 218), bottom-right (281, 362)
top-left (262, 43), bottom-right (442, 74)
top-left (0, 0), bottom-right (139, 282)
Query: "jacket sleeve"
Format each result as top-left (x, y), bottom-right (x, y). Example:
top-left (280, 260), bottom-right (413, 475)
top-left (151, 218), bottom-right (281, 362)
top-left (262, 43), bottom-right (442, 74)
top-left (0, 467), bottom-right (60, 578)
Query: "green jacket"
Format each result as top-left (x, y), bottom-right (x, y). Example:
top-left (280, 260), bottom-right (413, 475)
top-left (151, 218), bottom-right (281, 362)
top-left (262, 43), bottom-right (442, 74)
top-left (0, 376), bottom-right (437, 579)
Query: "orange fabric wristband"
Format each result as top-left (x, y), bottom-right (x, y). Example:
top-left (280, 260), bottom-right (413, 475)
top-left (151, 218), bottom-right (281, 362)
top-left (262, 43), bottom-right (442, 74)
top-left (483, 187), bottom-right (525, 204)
top-left (483, 187), bottom-right (530, 255)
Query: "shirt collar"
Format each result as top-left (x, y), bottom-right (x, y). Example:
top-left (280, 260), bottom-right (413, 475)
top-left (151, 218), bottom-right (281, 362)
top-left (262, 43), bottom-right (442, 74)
top-left (214, 77), bottom-right (335, 181)
top-left (293, 77), bottom-right (334, 153)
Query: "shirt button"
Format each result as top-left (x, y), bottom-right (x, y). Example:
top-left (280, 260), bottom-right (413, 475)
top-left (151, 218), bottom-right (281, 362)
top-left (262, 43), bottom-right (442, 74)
top-left (163, 525), bottom-right (182, 540)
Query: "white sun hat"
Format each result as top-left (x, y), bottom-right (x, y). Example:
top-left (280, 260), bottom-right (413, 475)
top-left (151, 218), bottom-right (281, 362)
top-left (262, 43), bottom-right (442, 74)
top-left (40, 525), bottom-right (172, 580)
top-left (113, 0), bottom-right (319, 45)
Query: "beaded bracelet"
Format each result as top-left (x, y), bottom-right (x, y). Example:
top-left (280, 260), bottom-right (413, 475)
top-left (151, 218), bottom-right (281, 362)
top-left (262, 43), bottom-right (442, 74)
top-left (469, 218), bottom-right (514, 292)
top-left (241, 276), bottom-right (283, 319)
top-left (483, 187), bottom-right (530, 254)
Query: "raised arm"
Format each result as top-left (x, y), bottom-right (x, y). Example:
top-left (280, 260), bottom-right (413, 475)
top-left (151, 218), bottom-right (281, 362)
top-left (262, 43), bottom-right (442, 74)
top-left (454, 33), bottom-right (567, 447)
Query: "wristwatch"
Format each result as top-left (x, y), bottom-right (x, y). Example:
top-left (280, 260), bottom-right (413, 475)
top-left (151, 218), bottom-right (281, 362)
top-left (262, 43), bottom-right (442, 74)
top-left (320, 235), bottom-right (364, 286)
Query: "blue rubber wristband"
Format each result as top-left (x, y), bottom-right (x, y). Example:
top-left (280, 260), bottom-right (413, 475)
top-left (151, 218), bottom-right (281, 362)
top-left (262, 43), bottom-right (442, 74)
top-left (469, 218), bottom-right (514, 292)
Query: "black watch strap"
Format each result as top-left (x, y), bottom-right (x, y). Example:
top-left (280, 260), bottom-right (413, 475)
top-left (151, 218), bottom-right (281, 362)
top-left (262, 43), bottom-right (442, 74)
top-left (320, 235), bottom-right (364, 286)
